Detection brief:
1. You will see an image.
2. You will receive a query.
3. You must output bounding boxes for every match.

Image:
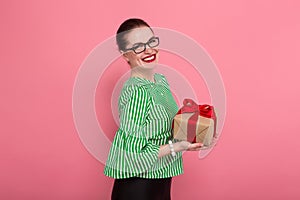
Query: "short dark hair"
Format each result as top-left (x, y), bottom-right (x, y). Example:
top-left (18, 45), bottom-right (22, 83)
top-left (116, 18), bottom-right (152, 51)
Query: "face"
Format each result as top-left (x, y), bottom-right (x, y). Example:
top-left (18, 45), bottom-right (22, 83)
top-left (122, 26), bottom-right (159, 69)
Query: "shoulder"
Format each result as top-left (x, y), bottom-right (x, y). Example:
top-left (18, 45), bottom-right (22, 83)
top-left (154, 73), bottom-right (166, 80)
top-left (154, 73), bottom-right (170, 87)
top-left (120, 82), bottom-right (150, 103)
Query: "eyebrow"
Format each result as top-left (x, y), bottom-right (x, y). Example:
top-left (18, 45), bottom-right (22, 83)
top-left (131, 36), bottom-right (156, 46)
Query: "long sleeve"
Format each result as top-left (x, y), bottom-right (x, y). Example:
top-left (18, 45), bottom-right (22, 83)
top-left (120, 86), bottom-right (160, 172)
top-left (105, 86), bottom-right (160, 176)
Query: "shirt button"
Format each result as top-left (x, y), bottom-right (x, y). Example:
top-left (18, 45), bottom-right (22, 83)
top-left (161, 92), bottom-right (164, 95)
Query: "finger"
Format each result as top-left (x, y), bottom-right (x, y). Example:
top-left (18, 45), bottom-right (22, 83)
top-left (194, 146), bottom-right (204, 151)
top-left (193, 142), bottom-right (203, 147)
top-left (194, 147), bottom-right (202, 151)
top-left (188, 143), bottom-right (204, 151)
top-left (200, 146), bottom-right (210, 150)
top-left (202, 144), bottom-right (215, 150)
top-left (188, 144), bottom-right (202, 149)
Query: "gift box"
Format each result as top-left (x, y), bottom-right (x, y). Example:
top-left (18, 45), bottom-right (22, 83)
top-left (172, 99), bottom-right (217, 147)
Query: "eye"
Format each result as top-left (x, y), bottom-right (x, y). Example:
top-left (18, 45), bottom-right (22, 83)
top-left (132, 43), bottom-right (144, 50)
top-left (148, 37), bottom-right (156, 42)
top-left (149, 39), bottom-right (156, 44)
top-left (148, 37), bottom-right (159, 47)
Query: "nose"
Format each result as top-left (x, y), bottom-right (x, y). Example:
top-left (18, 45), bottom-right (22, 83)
top-left (144, 45), bottom-right (154, 54)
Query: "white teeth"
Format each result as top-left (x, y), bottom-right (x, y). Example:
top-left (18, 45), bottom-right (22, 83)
top-left (143, 55), bottom-right (155, 61)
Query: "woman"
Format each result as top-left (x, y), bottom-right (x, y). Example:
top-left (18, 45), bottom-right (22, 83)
top-left (104, 18), bottom-right (203, 200)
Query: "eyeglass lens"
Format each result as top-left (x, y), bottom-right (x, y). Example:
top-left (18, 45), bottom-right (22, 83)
top-left (133, 37), bottom-right (159, 54)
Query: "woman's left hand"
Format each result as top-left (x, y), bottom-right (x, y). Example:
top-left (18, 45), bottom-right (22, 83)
top-left (200, 137), bottom-right (218, 150)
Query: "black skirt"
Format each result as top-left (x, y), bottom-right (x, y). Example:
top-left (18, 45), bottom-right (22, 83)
top-left (111, 177), bottom-right (172, 200)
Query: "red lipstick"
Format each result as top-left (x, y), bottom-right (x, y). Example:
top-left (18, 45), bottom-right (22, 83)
top-left (141, 54), bottom-right (156, 63)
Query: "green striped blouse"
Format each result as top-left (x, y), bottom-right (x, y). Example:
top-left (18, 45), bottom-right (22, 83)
top-left (104, 73), bottom-right (183, 179)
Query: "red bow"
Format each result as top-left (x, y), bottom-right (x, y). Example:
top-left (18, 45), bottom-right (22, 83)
top-left (178, 99), bottom-right (215, 119)
top-left (176, 99), bottom-right (216, 143)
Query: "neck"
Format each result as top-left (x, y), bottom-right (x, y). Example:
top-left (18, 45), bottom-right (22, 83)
top-left (130, 67), bottom-right (155, 82)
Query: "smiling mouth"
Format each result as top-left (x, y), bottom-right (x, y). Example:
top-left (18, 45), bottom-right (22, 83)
top-left (141, 54), bottom-right (156, 63)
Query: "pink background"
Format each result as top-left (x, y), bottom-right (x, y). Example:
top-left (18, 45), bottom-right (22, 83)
top-left (1, 0), bottom-right (300, 199)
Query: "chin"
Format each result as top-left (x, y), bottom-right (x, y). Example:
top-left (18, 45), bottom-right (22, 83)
top-left (142, 61), bottom-right (158, 69)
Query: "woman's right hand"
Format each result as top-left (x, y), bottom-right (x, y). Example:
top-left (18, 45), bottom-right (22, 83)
top-left (159, 141), bottom-right (204, 158)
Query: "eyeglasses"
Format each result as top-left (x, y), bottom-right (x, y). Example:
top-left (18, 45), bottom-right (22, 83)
top-left (124, 36), bottom-right (160, 54)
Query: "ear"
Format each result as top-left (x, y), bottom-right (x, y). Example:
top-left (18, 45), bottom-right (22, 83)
top-left (121, 52), bottom-right (130, 62)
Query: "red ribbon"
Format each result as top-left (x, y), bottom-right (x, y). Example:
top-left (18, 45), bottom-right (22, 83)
top-left (176, 99), bottom-right (216, 143)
